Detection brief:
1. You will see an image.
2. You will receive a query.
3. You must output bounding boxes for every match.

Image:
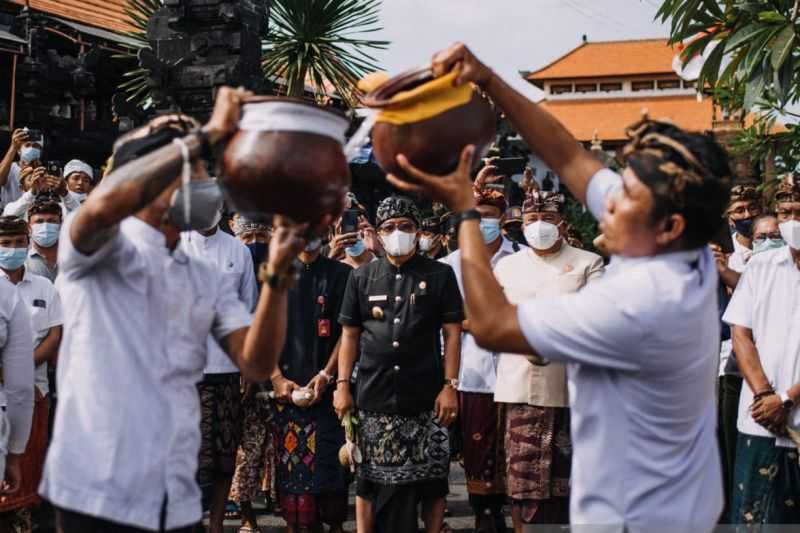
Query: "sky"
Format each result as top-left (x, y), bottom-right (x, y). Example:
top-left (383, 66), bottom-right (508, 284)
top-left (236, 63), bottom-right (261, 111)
top-left (369, 0), bottom-right (671, 101)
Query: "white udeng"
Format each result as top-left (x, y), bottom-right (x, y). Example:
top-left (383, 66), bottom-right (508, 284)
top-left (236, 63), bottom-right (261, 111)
top-left (239, 100), bottom-right (349, 145)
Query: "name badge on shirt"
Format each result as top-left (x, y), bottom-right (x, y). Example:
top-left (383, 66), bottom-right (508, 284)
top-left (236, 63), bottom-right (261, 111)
top-left (318, 318), bottom-right (331, 338)
top-left (368, 295), bottom-right (388, 302)
top-left (32, 299), bottom-right (46, 309)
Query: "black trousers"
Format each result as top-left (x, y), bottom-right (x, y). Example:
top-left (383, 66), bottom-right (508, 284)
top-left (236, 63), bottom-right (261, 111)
top-left (55, 507), bottom-right (201, 533)
top-left (717, 374), bottom-right (743, 523)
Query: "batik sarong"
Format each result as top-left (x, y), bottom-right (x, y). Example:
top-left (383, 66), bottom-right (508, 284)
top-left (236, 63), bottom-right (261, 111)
top-left (730, 433), bottom-right (800, 524)
top-left (197, 373), bottom-right (242, 508)
top-left (229, 391), bottom-right (276, 505)
top-left (505, 404), bottom-right (571, 524)
top-left (459, 391), bottom-right (506, 495)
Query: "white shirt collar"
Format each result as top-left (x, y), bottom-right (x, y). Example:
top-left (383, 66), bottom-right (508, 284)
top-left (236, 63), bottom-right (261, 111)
top-left (0, 265), bottom-right (33, 285)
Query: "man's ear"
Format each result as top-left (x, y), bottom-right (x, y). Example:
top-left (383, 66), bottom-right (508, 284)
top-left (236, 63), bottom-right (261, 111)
top-left (655, 213), bottom-right (686, 247)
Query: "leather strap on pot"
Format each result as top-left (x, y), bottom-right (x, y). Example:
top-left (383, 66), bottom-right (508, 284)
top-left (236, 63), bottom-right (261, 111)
top-left (239, 101), bottom-right (348, 145)
top-left (373, 70), bottom-right (473, 126)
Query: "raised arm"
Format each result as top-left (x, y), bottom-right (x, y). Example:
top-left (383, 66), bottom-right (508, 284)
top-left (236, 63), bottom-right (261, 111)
top-left (430, 43), bottom-right (603, 204)
top-left (0, 129), bottom-right (26, 189)
top-left (70, 87), bottom-right (248, 255)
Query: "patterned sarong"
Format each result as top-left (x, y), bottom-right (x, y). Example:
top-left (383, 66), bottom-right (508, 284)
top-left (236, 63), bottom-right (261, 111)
top-left (505, 404), bottom-right (571, 524)
top-left (197, 373), bottom-right (242, 508)
top-left (458, 391), bottom-right (506, 495)
top-left (730, 433), bottom-right (800, 524)
top-left (229, 392), bottom-right (276, 505)
top-left (357, 410), bottom-right (449, 486)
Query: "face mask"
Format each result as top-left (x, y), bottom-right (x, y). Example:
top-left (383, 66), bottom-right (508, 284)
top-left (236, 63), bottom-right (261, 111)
top-left (733, 218), bottom-right (754, 239)
top-left (305, 238), bottom-right (322, 252)
top-left (479, 218), bottom-right (501, 244)
top-left (0, 246), bottom-right (28, 271)
top-left (524, 220), bottom-right (561, 250)
top-left (345, 239), bottom-right (366, 257)
top-left (752, 238), bottom-right (785, 255)
top-left (202, 210), bottom-right (223, 232)
top-left (419, 236), bottom-right (436, 252)
top-left (779, 220), bottom-right (800, 250)
top-left (31, 222), bottom-right (60, 248)
top-left (446, 236), bottom-right (458, 253)
top-left (20, 146), bottom-right (41, 163)
top-left (505, 227), bottom-right (527, 246)
top-left (167, 180), bottom-right (224, 231)
top-left (69, 191), bottom-right (88, 204)
top-left (381, 230), bottom-right (417, 257)
top-left (246, 242), bottom-right (268, 265)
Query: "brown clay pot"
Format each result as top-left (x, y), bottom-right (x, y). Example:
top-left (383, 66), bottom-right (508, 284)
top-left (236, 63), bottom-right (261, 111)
top-left (219, 96), bottom-right (351, 225)
top-left (363, 68), bottom-right (496, 180)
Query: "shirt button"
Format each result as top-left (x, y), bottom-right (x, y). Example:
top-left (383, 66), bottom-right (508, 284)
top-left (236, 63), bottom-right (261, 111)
top-left (392, 341), bottom-right (400, 348)
top-left (282, 364), bottom-right (289, 371)
top-left (394, 365), bottom-right (400, 371)
top-left (395, 296), bottom-right (403, 302)
top-left (396, 274), bottom-right (402, 280)
top-left (393, 318), bottom-right (400, 324)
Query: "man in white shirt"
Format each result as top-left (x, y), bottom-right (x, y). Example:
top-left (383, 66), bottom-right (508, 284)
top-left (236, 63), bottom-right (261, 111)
top-left (0, 277), bottom-right (34, 501)
top-left (722, 177), bottom-right (800, 525)
top-left (440, 177), bottom-right (517, 532)
top-left (711, 182), bottom-right (763, 522)
top-left (493, 190), bottom-right (603, 530)
top-left (387, 42), bottom-right (731, 533)
top-left (0, 215), bottom-right (62, 528)
top-left (2, 165), bottom-right (80, 220)
top-left (181, 206), bottom-right (258, 533)
top-left (40, 88), bottom-right (306, 533)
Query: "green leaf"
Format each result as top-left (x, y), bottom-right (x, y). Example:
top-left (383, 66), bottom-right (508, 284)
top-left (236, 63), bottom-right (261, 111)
top-left (757, 11), bottom-right (786, 23)
top-left (744, 67), bottom-right (766, 109)
top-left (770, 23), bottom-right (795, 70)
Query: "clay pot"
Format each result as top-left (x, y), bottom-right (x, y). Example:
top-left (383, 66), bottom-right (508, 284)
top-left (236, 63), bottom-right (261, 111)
top-left (363, 68), bottom-right (496, 181)
top-left (220, 96), bottom-right (351, 225)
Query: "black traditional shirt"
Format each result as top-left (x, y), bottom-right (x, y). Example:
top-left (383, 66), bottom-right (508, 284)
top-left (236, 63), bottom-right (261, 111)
top-left (338, 254), bottom-right (463, 415)
top-left (279, 256), bottom-right (352, 386)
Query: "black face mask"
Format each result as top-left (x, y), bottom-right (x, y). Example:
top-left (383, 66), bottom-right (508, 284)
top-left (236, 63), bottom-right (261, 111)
top-left (246, 242), bottom-right (268, 267)
top-left (505, 227), bottom-right (527, 246)
top-left (733, 218), bottom-right (754, 239)
top-left (446, 235), bottom-right (459, 253)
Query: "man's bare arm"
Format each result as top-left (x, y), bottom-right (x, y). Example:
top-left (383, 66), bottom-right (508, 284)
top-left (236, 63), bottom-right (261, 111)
top-left (732, 325), bottom-right (772, 394)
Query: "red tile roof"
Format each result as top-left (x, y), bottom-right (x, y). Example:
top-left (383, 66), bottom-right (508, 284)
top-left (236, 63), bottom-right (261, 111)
top-left (9, 0), bottom-right (137, 34)
top-left (540, 95), bottom-right (714, 142)
top-left (527, 39), bottom-right (677, 86)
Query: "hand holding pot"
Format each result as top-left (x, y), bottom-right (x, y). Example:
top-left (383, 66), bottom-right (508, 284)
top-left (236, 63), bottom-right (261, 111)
top-left (205, 86), bottom-right (253, 146)
top-left (431, 42), bottom-right (494, 88)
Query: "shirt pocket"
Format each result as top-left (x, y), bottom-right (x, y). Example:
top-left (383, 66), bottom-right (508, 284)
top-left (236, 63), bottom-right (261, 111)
top-left (169, 296), bottom-right (215, 374)
top-left (29, 306), bottom-right (49, 338)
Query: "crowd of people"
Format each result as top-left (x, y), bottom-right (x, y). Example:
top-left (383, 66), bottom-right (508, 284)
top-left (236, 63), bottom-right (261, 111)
top-left (0, 42), bottom-right (798, 533)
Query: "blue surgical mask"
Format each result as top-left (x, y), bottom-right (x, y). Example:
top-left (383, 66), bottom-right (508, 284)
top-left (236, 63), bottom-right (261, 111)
top-left (0, 246), bottom-right (28, 271)
top-left (752, 237), bottom-right (785, 255)
top-left (31, 222), bottom-right (60, 248)
top-left (20, 146), bottom-right (41, 163)
top-left (479, 218), bottom-right (501, 244)
top-left (246, 242), bottom-right (268, 266)
top-left (345, 239), bottom-right (366, 257)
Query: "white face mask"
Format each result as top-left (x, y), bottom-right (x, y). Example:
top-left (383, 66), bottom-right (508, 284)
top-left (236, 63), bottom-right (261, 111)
top-left (381, 230), bottom-right (417, 257)
top-left (69, 191), bottom-right (88, 204)
top-left (779, 220), bottom-right (800, 250)
top-left (419, 236), bottom-right (435, 252)
top-left (524, 220), bottom-right (561, 250)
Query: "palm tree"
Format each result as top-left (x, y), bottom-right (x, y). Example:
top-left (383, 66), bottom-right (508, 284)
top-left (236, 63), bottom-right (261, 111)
top-left (115, 0), bottom-right (163, 109)
top-left (262, 0), bottom-right (389, 107)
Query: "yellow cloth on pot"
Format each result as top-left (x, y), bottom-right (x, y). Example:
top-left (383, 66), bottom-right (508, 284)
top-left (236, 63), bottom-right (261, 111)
top-left (370, 70), bottom-right (474, 126)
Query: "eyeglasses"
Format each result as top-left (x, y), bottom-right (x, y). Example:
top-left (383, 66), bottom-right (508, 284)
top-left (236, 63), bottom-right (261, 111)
top-left (377, 221), bottom-right (417, 235)
top-left (524, 213), bottom-right (562, 224)
top-left (776, 207), bottom-right (800, 221)
top-left (753, 233), bottom-right (783, 241)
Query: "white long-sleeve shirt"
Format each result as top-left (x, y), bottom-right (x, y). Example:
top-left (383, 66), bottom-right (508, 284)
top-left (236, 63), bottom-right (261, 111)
top-left (0, 278), bottom-right (35, 454)
top-left (2, 190), bottom-right (80, 219)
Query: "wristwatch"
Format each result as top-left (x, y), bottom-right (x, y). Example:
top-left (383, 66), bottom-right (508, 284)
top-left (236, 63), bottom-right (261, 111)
top-left (444, 378), bottom-right (459, 389)
top-left (452, 209), bottom-right (481, 228)
top-left (780, 391), bottom-right (796, 413)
